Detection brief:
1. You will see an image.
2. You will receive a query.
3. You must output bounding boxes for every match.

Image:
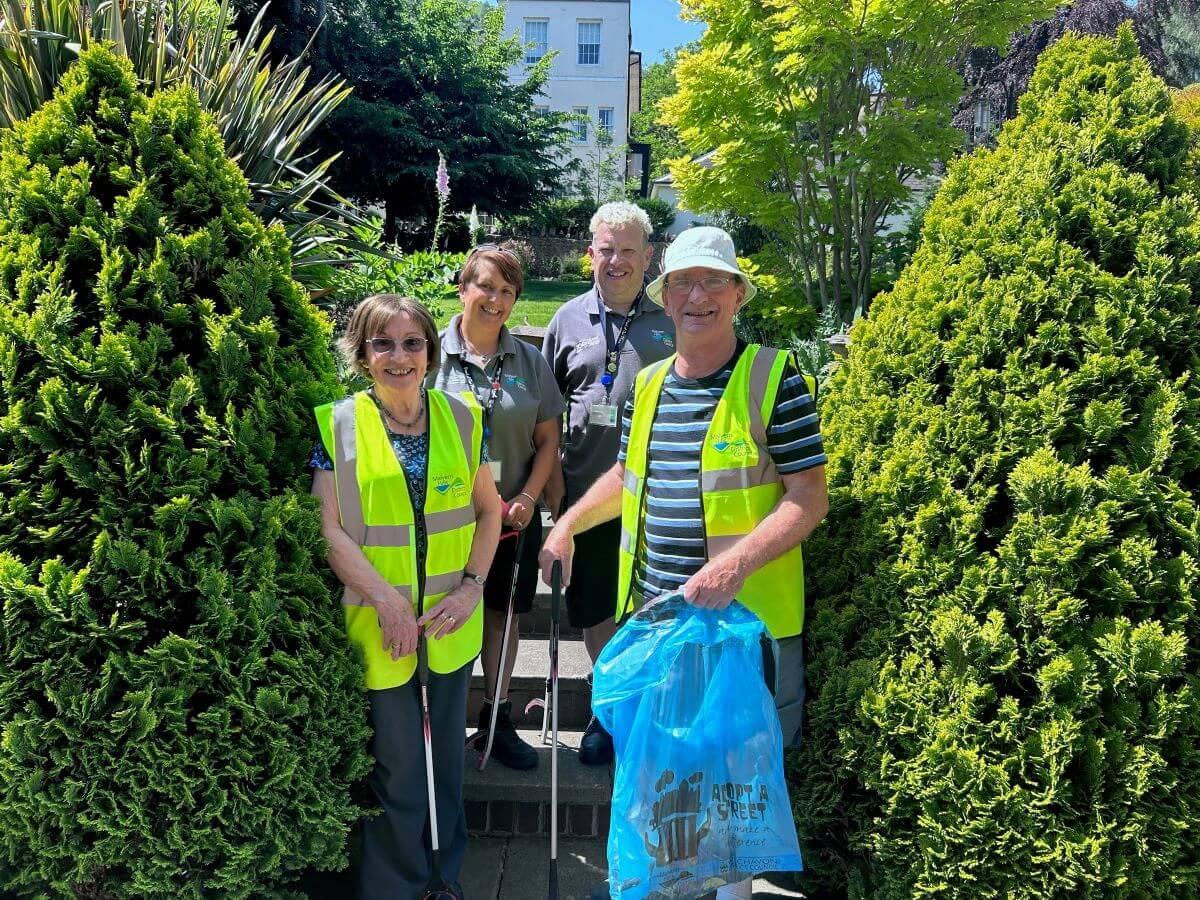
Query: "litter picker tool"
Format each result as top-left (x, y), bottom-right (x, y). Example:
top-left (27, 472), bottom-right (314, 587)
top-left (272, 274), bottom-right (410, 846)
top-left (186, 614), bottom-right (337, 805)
top-left (548, 560), bottom-right (563, 899)
top-left (417, 635), bottom-right (461, 900)
top-left (464, 521), bottom-right (526, 770)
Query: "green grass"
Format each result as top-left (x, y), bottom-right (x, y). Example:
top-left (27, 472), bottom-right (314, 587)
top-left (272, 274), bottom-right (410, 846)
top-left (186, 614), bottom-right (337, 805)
top-left (435, 279), bottom-right (585, 328)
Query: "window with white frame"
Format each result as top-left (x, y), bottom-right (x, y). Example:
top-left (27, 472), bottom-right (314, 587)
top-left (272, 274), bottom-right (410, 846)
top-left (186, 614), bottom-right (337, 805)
top-left (572, 106), bottom-right (588, 143)
top-left (523, 19), bottom-right (548, 64)
top-left (577, 21), bottom-right (600, 65)
top-left (598, 107), bottom-right (614, 140)
top-left (534, 104), bottom-right (550, 116)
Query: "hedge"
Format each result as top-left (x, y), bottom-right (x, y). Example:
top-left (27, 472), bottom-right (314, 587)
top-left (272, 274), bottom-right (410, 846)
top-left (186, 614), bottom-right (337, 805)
top-left (0, 47), bottom-right (371, 896)
top-left (795, 26), bottom-right (1200, 898)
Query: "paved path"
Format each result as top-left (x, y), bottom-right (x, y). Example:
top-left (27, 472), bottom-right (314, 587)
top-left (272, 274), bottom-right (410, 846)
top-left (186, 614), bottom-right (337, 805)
top-left (461, 836), bottom-right (805, 899)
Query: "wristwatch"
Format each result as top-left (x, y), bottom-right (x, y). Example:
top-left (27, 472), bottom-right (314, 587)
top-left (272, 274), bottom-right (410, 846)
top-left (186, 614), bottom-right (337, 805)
top-left (463, 570), bottom-right (486, 588)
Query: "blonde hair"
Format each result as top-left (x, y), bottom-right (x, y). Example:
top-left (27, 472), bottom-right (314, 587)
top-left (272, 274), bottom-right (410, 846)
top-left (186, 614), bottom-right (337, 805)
top-left (589, 201), bottom-right (652, 242)
top-left (337, 294), bottom-right (440, 378)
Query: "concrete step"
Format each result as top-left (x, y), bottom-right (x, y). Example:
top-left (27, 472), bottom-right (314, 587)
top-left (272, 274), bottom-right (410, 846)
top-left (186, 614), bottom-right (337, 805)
top-left (469, 637), bottom-right (595, 730)
top-left (463, 728), bottom-right (612, 838)
top-left (521, 583), bottom-right (583, 638)
top-left (462, 836), bottom-right (809, 899)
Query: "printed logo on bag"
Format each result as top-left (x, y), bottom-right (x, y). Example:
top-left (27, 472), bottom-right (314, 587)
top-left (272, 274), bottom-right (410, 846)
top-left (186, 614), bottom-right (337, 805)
top-left (711, 433), bottom-right (751, 458)
top-left (431, 474), bottom-right (468, 498)
top-left (647, 770), bottom-right (709, 866)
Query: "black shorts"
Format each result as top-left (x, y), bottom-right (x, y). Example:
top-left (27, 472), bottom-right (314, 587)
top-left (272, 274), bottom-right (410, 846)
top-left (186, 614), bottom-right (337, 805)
top-left (565, 518), bottom-right (620, 629)
top-left (482, 513), bottom-right (543, 615)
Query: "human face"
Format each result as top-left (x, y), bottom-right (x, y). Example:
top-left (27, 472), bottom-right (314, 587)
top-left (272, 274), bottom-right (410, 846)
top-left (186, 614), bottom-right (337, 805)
top-left (459, 259), bottom-right (517, 330)
top-left (661, 265), bottom-right (746, 340)
top-left (364, 312), bottom-right (430, 393)
top-left (588, 223), bottom-right (654, 306)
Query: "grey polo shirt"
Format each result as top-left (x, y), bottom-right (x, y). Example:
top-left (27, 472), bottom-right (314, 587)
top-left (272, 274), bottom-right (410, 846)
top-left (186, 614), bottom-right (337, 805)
top-left (428, 315), bottom-right (565, 501)
top-left (542, 285), bottom-right (676, 502)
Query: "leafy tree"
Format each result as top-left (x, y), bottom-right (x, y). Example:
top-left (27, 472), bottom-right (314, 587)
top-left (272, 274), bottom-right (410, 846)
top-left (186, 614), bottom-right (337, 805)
top-left (314, 0), bottom-right (573, 241)
top-left (632, 196), bottom-right (675, 237)
top-left (662, 0), bottom-right (1059, 323)
top-left (572, 126), bottom-right (627, 202)
top-left (795, 27), bottom-right (1200, 897)
top-left (1158, 2), bottom-right (1200, 87)
top-left (0, 47), bottom-right (371, 895)
top-left (630, 47), bottom-right (691, 179)
top-left (0, 0), bottom-right (355, 271)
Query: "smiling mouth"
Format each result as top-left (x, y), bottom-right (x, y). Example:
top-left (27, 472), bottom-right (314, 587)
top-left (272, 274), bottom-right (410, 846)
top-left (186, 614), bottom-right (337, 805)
top-left (384, 367), bottom-right (416, 376)
top-left (685, 309), bottom-right (716, 319)
top-left (481, 305), bottom-right (504, 317)
top-left (605, 270), bottom-right (629, 279)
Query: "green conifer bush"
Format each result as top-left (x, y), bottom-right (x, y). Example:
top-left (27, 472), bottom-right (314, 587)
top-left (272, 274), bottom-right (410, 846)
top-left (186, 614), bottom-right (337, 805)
top-left (0, 47), bottom-right (371, 896)
top-left (795, 26), bottom-right (1200, 898)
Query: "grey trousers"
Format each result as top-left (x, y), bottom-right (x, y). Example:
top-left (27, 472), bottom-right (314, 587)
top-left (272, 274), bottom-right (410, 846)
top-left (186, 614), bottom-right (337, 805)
top-left (766, 634), bottom-right (806, 749)
top-left (358, 660), bottom-right (471, 900)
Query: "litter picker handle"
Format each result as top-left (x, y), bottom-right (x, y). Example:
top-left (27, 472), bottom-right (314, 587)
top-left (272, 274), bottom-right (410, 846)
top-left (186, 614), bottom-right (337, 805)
top-left (550, 560), bottom-right (562, 624)
top-left (417, 632), bottom-right (430, 687)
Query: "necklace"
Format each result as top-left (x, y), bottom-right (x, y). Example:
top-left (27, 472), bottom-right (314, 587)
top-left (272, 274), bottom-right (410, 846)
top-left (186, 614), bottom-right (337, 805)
top-left (374, 389), bottom-right (425, 430)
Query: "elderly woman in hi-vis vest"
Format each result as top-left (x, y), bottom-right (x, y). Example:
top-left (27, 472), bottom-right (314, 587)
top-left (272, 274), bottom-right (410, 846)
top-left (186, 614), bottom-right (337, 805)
top-left (310, 293), bottom-right (501, 899)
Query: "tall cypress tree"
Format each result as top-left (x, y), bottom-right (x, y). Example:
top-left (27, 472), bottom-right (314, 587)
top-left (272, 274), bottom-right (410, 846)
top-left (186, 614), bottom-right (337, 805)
top-left (0, 47), bottom-right (370, 896)
top-left (796, 26), bottom-right (1200, 898)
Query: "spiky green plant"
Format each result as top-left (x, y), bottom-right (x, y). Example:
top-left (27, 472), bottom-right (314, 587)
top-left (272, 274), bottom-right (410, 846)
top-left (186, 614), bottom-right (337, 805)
top-left (0, 0), bottom-right (356, 268)
top-left (0, 45), bottom-right (371, 896)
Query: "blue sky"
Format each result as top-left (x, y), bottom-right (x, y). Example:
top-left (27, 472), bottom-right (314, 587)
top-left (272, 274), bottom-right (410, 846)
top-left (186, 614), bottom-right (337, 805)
top-left (633, 0), bottom-right (706, 64)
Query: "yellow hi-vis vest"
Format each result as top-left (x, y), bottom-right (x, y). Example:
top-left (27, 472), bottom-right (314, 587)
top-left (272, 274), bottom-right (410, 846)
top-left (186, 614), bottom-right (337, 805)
top-left (315, 389), bottom-right (483, 689)
top-left (617, 345), bottom-right (817, 639)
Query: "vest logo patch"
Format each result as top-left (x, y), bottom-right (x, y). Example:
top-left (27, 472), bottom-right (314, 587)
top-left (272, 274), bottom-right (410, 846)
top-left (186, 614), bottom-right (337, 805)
top-left (711, 433), bottom-right (751, 458)
top-left (432, 474), bottom-right (468, 498)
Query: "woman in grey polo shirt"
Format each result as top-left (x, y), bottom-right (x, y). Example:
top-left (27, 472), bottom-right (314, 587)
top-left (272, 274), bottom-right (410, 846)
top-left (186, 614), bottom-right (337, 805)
top-left (428, 245), bottom-right (565, 770)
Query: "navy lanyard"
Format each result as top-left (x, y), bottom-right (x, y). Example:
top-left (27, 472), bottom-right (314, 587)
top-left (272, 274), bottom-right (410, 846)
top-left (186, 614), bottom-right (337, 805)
top-left (596, 293), bottom-right (640, 400)
top-left (459, 354), bottom-right (504, 438)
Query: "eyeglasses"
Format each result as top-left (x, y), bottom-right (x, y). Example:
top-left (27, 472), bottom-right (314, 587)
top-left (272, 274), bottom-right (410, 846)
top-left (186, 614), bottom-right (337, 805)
top-left (469, 243), bottom-right (521, 261)
top-left (365, 336), bottom-right (428, 355)
top-left (664, 275), bottom-right (736, 298)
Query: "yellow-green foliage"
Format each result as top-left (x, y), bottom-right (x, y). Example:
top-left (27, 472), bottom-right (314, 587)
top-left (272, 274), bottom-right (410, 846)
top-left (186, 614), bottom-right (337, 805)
top-left (0, 48), bottom-right (370, 896)
top-left (796, 27), bottom-right (1200, 898)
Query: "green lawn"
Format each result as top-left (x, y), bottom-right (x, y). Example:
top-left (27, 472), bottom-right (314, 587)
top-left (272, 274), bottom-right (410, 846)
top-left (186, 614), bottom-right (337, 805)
top-left (436, 279), bottom-right (584, 328)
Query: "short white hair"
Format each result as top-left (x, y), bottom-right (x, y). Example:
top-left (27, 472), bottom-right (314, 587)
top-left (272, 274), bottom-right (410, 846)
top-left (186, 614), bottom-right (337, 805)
top-left (590, 201), bottom-right (652, 242)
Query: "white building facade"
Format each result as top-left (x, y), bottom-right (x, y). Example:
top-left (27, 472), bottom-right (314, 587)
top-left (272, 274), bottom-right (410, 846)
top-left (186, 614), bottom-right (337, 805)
top-left (502, 0), bottom-right (637, 196)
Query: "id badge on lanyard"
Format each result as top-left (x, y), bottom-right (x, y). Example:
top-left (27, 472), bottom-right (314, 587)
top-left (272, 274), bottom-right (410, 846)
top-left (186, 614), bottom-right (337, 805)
top-left (593, 296), bottom-right (638, 428)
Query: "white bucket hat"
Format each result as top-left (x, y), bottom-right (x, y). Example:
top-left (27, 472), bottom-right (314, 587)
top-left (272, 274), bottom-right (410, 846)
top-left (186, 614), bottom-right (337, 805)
top-left (646, 226), bottom-right (757, 304)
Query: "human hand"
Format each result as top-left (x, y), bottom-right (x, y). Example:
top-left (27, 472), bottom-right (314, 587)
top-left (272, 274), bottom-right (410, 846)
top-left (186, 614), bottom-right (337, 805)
top-left (681, 556), bottom-right (746, 610)
top-left (504, 492), bottom-right (536, 530)
top-left (538, 523), bottom-right (574, 588)
top-left (375, 591), bottom-right (419, 660)
top-left (417, 581), bottom-right (483, 639)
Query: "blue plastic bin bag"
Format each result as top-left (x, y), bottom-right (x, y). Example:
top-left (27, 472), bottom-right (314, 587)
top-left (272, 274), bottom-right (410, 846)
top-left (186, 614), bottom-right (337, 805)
top-left (593, 594), bottom-right (803, 899)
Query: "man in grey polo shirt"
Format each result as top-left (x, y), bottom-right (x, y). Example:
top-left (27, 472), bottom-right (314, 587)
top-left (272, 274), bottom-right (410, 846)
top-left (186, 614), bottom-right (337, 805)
top-left (541, 201), bottom-right (675, 765)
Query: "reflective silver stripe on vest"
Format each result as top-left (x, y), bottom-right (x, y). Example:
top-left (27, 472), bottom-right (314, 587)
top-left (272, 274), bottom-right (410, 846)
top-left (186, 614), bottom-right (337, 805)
top-left (747, 346), bottom-right (780, 446)
top-left (446, 393), bottom-right (477, 472)
top-left (701, 457), bottom-right (776, 493)
top-left (363, 524), bottom-right (413, 547)
top-left (332, 398), bottom-right (367, 546)
top-left (342, 584), bottom-right (414, 608)
top-left (620, 526), bottom-right (636, 554)
top-left (425, 505), bottom-right (475, 533)
top-left (425, 571), bottom-right (466, 597)
top-left (623, 467), bottom-right (640, 495)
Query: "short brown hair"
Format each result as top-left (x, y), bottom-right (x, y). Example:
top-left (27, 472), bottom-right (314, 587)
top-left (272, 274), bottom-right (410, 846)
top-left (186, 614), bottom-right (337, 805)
top-left (337, 294), bottom-right (440, 378)
top-left (460, 244), bottom-right (525, 298)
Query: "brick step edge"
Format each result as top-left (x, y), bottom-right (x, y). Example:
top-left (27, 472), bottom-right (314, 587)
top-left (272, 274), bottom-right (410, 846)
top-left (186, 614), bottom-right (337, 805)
top-left (465, 798), bottom-right (611, 839)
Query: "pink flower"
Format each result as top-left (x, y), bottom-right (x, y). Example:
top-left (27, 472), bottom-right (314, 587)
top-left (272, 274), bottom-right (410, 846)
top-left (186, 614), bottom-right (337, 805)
top-left (436, 151), bottom-right (450, 200)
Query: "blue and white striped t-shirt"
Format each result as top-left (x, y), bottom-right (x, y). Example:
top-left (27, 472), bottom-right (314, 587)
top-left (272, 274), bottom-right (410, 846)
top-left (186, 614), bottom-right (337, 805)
top-left (616, 343), bottom-right (826, 600)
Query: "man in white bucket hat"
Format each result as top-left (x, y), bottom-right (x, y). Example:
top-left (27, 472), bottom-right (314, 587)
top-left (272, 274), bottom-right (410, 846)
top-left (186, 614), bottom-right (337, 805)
top-left (539, 225), bottom-right (829, 897)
